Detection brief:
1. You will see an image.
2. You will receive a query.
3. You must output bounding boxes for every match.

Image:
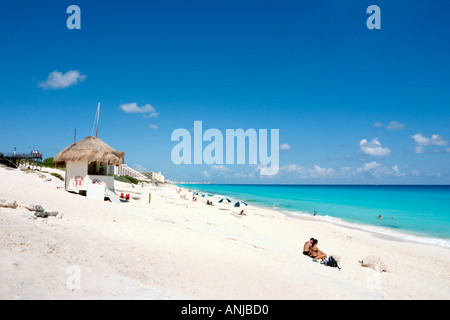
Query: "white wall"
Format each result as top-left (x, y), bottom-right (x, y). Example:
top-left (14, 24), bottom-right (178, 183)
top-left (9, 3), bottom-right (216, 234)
top-left (66, 160), bottom-right (88, 191)
top-left (66, 160), bottom-right (115, 192)
top-left (87, 175), bottom-right (115, 191)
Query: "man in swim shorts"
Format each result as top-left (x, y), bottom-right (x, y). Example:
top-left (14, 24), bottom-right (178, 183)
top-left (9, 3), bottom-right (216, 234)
top-left (303, 238), bottom-right (315, 256)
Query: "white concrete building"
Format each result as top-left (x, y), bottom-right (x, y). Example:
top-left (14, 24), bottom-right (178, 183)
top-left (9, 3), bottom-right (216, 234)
top-left (141, 171), bottom-right (165, 183)
top-left (108, 164), bottom-right (148, 181)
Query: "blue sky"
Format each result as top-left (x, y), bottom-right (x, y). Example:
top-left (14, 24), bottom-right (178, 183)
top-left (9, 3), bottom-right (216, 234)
top-left (0, 0), bottom-right (449, 184)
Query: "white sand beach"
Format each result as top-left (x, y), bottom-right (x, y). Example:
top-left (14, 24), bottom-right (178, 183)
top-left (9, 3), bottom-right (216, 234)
top-left (0, 165), bottom-right (449, 300)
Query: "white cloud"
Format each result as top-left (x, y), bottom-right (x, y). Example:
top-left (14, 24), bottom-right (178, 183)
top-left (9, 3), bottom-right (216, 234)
top-left (391, 165), bottom-right (405, 177)
top-left (234, 171), bottom-right (249, 179)
top-left (355, 161), bottom-right (409, 178)
top-left (279, 161), bottom-right (421, 180)
top-left (431, 135), bottom-right (448, 146)
top-left (362, 161), bottom-right (381, 171)
top-left (280, 143), bottom-right (292, 151)
top-left (414, 146), bottom-right (426, 154)
top-left (119, 103), bottom-right (158, 117)
top-left (279, 164), bottom-right (335, 179)
top-left (149, 124), bottom-right (159, 130)
top-left (199, 165), bottom-right (234, 180)
top-left (356, 161), bottom-right (386, 178)
top-left (374, 122), bottom-right (384, 128)
top-left (215, 161), bottom-right (423, 181)
top-left (211, 165), bottom-right (232, 172)
top-left (360, 138), bottom-right (391, 156)
top-left (143, 113), bottom-right (159, 118)
top-left (386, 121), bottom-right (405, 130)
top-left (280, 164), bottom-right (304, 173)
top-left (411, 133), bottom-right (448, 154)
top-left (38, 70), bottom-right (86, 89)
top-left (308, 165), bottom-right (335, 178)
top-left (256, 164), bottom-right (280, 177)
top-left (201, 171), bottom-right (210, 178)
top-left (411, 133), bottom-right (429, 145)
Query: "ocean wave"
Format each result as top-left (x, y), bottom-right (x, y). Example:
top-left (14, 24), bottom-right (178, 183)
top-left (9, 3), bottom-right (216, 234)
top-left (282, 209), bottom-right (450, 249)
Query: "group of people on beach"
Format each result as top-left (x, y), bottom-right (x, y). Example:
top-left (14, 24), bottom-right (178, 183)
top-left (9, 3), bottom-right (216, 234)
top-left (303, 238), bottom-right (327, 262)
top-left (192, 193), bottom-right (247, 216)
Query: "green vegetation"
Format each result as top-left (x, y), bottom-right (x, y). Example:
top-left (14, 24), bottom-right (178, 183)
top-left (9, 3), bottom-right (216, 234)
top-left (42, 157), bottom-right (55, 168)
top-left (41, 158), bottom-right (64, 170)
top-left (124, 175), bottom-right (139, 184)
top-left (22, 157), bottom-right (64, 170)
top-left (111, 174), bottom-right (138, 185)
top-left (50, 172), bottom-right (64, 181)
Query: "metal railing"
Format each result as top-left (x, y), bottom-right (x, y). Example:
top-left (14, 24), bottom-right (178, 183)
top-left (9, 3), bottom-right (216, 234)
top-left (1, 153), bottom-right (42, 160)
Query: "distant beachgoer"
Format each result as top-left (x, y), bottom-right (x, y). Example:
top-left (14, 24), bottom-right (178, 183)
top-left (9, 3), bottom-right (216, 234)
top-left (310, 239), bottom-right (327, 262)
top-left (313, 211), bottom-right (317, 216)
top-left (303, 238), bottom-right (315, 256)
top-left (378, 214), bottom-right (383, 220)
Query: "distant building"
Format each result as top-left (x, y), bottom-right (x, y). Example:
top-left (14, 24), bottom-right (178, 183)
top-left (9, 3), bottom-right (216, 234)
top-left (108, 164), bottom-right (148, 181)
top-left (141, 171), bottom-right (165, 183)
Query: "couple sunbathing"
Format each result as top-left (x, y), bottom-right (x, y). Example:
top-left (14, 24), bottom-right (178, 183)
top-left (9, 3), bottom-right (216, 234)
top-left (303, 238), bottom-right (327, 261)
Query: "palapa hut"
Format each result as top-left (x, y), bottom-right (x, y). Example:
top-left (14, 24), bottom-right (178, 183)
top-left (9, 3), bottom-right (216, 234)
top-left (54, 136), bottom-right (125, 194)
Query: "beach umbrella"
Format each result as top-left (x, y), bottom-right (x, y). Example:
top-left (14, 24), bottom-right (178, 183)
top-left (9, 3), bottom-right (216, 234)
top-left (219, 198), bottom-right (231, 203)
top-left (234, 201), bottom-right (248, 207)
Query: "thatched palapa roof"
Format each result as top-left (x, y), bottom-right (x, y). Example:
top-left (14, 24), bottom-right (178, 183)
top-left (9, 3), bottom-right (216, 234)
top-left (54, 136), bottom-right (125, 167)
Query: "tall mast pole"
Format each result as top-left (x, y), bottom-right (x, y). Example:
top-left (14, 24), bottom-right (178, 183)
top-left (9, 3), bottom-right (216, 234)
top-left (95, 102), bottom-right (100, 138)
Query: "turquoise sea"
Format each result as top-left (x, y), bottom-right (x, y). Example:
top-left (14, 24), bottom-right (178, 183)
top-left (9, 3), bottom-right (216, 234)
top-left (178, 184), bottom-right (450, 248)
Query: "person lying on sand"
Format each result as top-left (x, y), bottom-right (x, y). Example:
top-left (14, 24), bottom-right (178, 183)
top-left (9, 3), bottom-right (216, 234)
top-left (303, 238), bottom-right (315, 256)
top-left (309, 239), bottom-right (327, 262)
